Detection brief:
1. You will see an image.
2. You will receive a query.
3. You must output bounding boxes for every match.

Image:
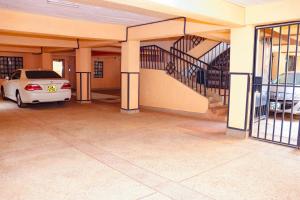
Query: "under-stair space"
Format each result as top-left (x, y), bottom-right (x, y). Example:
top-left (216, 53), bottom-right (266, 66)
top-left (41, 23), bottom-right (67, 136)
top-left (140, 34), bottom-right (230, 120)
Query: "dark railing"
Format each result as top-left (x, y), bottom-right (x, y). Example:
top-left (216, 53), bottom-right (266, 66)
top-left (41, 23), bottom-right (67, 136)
top-left (205, 44), bottom-right (230, 105)
top-left (173, 35), bottom-right (205, 53)
top-left (141, 45), bottom-right (208, 96)
top-left (140, 42), bottom-right (231, 105)
top-left (140, 45), bottom-right (170, 70)
top-left (200, 42), bottom-right (230, 64)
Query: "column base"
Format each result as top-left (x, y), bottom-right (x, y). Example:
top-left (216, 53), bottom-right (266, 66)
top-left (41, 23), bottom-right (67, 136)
top-left (120, 109), bottom-right (140, 114)
top-left (226, 128), bottom-right (249, 139)
top-left (77, 100), bottom-right (92, 104)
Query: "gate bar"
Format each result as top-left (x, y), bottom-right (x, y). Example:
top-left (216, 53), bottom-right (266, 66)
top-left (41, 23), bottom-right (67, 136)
top-left (264, 28), bottom-right (274, 140)
top-left (280, 25), bottom-right (291, 143)
top-left (257, 29), bottom-right (266, 138)
top-left (289, 24), bottom-right (300, 145)
top-left (272, 26), bottom-right (282, 141)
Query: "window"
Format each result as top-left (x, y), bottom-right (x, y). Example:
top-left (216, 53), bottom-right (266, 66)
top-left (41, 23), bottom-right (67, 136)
top-left (0, 56), bottom-right (23, 79)
top-left (11, 70), bottom-right (21, 80)
top-left (26, 71), bottom-right (61, 79)
top-left (288, 55), bottom-right (296, 71)
top-left (53, 60), bottom-right (64, 77)
top-left (94, 60), bottom-right (103, 78)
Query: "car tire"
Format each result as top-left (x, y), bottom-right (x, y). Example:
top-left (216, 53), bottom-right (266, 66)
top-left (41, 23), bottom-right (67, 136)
top-left (16, 92), bottom-right (25, 108)
top-left (1, 87), bottom-right (6, 100)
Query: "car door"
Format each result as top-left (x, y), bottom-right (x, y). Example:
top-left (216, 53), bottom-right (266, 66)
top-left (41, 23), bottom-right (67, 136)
top-left (6, 71), bottom-right (21, 100)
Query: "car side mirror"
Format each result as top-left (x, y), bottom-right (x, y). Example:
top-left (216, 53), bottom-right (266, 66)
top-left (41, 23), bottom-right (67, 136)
top-left (5, 76), bottom-right (9, 80)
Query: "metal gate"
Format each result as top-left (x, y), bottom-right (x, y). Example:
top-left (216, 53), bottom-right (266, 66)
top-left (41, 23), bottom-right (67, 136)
top-left (250, 22), bottom-right (300, 148)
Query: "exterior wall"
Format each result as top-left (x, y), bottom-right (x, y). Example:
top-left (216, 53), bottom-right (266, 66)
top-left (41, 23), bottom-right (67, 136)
top-left (228, 25), bottom-right (254, 135)
top-left (246, 0), bottom-right (300, 25)
top-left (91, 55), bottom-right (121, 89)
top-left (140, 69), bottom-right (208, 113)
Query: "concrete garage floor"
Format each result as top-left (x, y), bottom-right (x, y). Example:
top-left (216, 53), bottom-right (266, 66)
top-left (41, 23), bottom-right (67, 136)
top-left (0, 99), bottom-right (300, 200)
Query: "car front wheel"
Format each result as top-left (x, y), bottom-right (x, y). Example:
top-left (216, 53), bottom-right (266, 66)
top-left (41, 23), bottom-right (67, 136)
top-left (1, 87), bottom-right (6, 100)
top-left (16, 92), bottom-right (25, 108)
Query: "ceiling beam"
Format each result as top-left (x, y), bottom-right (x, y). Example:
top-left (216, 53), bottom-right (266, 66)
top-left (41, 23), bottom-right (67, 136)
top-left (0, 34), bottom-right (78, 48)
top-left (0, 45), bottom-right (41, 53)
top-left (79, 40), bottom-right (121, 48)
top-left (71, 0), bottom-right (245, 26)
top-left (42, 47), bottom-right (75, 53)
top-left (0, 8), bottom-right (126, 40)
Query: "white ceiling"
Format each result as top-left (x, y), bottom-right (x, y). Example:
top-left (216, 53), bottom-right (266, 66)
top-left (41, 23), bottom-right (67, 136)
top-left (0, 0), bottom-right (172, 26)
top-left (226, 0), bottom-right (280, 6)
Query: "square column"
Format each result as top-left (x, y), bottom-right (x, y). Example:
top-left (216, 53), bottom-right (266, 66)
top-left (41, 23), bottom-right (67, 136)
top-left (121, 41), bottom-right (140, 113)
top-left (227, 25), bottom-right (255, 138)
top-left (42, 53), bottom-right (52, 70)
top-left (76, 48), bottom-right (92, 103)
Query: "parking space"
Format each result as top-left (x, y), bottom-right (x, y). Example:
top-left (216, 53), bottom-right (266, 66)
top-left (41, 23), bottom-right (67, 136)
top-left (252, 114), bottom-right (299, 145)
top-left (0, 100), bottom-right (299, 200)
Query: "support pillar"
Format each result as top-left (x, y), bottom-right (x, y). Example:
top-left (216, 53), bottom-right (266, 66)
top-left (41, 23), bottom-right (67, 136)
top-left (121, 41), bottom-right (140, 113)
top-left (227, 25), bottom-right (255, 138)
top-left (75, 48), bottom-right (91, 103)
top-left (41, 53), bottom-right (52, 70)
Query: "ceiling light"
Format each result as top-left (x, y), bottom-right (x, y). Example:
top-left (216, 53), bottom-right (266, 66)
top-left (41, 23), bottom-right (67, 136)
top-left (47, 0), bottom-right (79, 8)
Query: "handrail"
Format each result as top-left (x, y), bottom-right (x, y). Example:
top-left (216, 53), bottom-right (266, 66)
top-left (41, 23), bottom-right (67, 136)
top-left (141, 45), bottom-right (207, 69)
top-left (170, 47), bottom-right (210, 66)
top-left (200, 42), bottom-right (230, 64)
top-left (173, 35), bottom-right (205, 53)
top-left (140, 45), bottom-right (208, 96)
top-left (140, 43), bottom-right (230, 103)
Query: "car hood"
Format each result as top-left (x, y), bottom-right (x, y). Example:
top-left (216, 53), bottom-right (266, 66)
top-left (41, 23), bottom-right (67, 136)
top-left (269, 85), bottom-right (300, 101)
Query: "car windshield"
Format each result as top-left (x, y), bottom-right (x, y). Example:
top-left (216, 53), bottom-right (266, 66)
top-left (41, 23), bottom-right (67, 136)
top-left (273, 73), bottom-right (300, 85)
top-left (26, 71), bottom-right (61, 79)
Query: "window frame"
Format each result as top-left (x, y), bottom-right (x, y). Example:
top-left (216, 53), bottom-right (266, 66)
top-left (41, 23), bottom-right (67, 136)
top-left (94, 60), bottom-right (104, 78)
top-left (0, 56), bottom-right (23, 79)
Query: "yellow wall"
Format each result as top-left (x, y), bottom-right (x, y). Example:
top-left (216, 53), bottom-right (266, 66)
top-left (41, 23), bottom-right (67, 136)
top-left (0, 8), bottom-right (126, 40)
top-left (246, 0), bottom-right (300, 25)
top-left (140, 69), bottom-right (208, 113)
top-left (91, 56), bottom-right (121, 89)
top-left (228, 25), bottom-right (254, 132)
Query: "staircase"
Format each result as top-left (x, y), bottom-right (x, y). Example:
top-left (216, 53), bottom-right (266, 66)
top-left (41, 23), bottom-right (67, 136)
top-left (140, 35), bottom-right (230, 120)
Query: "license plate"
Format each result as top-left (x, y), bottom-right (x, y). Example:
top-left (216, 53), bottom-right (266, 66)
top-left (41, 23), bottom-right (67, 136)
top-left (47, 85), bottom-right (57, 93)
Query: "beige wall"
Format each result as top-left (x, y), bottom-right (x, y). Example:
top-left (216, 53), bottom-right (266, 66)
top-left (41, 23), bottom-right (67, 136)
top-left (91, 55), bottom-right (121, 90)
top-left (140, 69), bottom-right (208, 113)
top-left (228, 25), bottom-right (254, 132)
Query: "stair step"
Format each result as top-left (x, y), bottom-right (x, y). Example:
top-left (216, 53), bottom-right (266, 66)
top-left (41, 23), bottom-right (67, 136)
top-left (209, 105), bottom-right (228, 115)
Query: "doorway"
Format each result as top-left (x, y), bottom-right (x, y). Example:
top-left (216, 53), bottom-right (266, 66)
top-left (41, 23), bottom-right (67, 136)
top-left (251, 22), bottom-right (300, 148)
top-left (53, 59), bottom-right (64, 77)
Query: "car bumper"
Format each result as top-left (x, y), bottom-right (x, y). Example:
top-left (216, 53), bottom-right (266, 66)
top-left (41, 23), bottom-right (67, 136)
top-left (21, 91), bottom-right (71, 103)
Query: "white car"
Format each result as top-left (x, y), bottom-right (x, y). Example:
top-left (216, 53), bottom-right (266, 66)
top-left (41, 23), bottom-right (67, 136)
top-left (269, 72), bottom-right (300, 114)
top-left (1, 69), bottom-right (71, 107)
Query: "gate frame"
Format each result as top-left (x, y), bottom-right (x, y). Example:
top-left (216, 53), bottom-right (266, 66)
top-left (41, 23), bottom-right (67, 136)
top-left (249, 21), bottom-right (300, 149)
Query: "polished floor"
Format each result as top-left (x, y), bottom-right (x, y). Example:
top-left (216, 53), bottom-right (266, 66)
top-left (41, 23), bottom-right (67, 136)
top-left (0, 99), bottom-right (299, 200)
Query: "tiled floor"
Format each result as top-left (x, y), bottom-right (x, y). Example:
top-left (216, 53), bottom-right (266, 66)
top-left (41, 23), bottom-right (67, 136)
top-left (0, 99), bottom-right (299, 200)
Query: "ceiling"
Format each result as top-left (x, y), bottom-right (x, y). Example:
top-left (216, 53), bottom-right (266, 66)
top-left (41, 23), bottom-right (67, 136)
top-left (0, 0), bottom-right (173, 26)
top-left (226, 0), bottom-right (280, 6)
